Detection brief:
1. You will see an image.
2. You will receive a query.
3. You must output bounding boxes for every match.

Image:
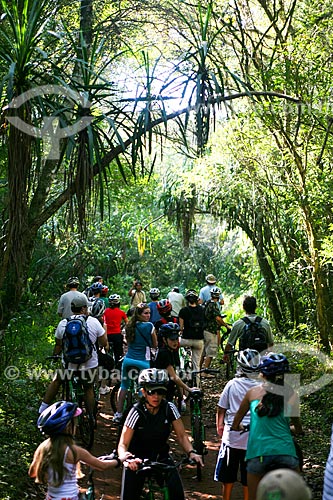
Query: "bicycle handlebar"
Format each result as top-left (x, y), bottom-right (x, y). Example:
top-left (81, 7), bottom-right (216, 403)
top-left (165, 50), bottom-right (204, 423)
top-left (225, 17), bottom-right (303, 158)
top-left (191, 368), bottom-right (222, 375)
top-left (136, 456), bottom-right (196, 474)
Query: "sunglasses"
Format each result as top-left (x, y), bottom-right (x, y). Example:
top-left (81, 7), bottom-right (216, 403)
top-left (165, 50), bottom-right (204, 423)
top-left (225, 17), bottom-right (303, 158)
top-left (137, 303), bottom-right (148, 309)
top-left (146, 389), bottom-right (167, 396)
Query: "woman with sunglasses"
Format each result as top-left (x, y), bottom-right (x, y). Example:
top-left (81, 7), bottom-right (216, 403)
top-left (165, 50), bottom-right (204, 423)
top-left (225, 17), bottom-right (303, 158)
top-left (118, 368), bottom-right (203, 500)
top-left (113, 303), bottom-right (157, 424)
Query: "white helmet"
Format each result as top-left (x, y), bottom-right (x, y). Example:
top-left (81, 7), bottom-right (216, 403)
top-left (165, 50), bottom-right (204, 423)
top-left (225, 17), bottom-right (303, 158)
top-left (256, 468), bottom-right (312, 500)
top-left (109, 293), bottom-right (121, 305)
top-left (149, 288), bottom-right (160, 299)
top-left (237, 349), bottom-right (260, 374)
top-left (138, 368), bottom-right (168, 389)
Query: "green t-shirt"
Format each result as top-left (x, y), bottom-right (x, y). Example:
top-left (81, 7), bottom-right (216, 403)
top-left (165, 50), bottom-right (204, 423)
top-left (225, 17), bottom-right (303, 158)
top-left (246, 399), bottom-right (297, 460)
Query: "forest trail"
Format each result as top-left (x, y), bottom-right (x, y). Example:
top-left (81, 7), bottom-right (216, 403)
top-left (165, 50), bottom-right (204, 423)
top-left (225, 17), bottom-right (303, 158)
top-left (83, 377), bottom-right (244, 500)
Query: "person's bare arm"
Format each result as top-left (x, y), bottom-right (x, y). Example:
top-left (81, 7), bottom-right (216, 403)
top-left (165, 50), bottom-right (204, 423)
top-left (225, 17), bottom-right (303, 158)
top-left (76, 446), bottom-right (127, 470)
top-left (98, 331), bottom-right (109, 350)
top-left (216, 407), bottom-right (226, 437)
top-left (28, 446), bottom-right (42, 478)
top-left (151, 329), bottom-right (158, 348)
top-left (172, 418), bottom-right (204, 466)
top-left (166, 364), bottom-right (192, 394)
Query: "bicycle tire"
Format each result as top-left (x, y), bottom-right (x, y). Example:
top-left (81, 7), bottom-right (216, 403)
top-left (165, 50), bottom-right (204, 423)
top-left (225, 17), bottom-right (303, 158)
top-left (110, 381), bottom-right (120, 413)
top-left (191, 415), bottom-right (205, 481)
top-left (78, 396), bottom-right (95, 450)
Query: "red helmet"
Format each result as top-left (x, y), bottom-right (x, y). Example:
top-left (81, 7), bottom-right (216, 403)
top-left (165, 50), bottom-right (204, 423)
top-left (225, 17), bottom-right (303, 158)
top-left (157, 299), bottom-right (172, 315)
top-left (101, 285), bottom-right (109, 296)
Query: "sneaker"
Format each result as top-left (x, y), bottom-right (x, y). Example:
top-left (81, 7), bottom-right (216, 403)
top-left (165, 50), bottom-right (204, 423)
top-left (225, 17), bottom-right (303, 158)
top-left (113, 412), bottom-right (123, 424)
top-left (99, 386), bottom-right (111, 395)
top-left (180, 401), bottom-right (187, 413)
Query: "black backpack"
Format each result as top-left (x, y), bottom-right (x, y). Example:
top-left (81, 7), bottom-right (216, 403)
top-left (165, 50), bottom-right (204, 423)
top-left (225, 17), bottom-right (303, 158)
top-left (239, 316), bottom-right (268, 353)
top-left (187, 306), bottom-right (205, 335)
top-left (62, 316), bottom-right (94, 365)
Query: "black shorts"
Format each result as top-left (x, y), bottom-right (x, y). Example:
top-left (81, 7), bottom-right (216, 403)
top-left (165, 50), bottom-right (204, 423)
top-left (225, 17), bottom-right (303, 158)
top-left (215, 444), bottom-right (247, 485)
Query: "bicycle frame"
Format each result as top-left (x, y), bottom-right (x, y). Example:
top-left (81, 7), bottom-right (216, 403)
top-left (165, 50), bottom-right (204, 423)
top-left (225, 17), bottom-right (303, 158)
top-left (188, 389), bottom-right (206, 481)
top-left (137, 457), bottom-right (192, 500)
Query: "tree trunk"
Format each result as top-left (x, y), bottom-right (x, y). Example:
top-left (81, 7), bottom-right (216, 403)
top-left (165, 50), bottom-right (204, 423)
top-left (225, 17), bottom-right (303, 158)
top-left (0, 107), bottom-right (34, 327)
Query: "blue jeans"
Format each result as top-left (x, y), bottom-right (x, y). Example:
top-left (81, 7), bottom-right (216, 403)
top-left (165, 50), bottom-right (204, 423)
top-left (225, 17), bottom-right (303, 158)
top-left (247, 455), bottom-right (299, 475)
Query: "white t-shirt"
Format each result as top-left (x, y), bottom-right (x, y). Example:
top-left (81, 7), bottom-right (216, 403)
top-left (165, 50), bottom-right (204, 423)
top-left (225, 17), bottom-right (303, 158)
top-left (167, 291), bottom-right (186, 317)
top-left (218, 375), bottom-right (259, 449)
top-left (55, 315), bottom-right (105, 370)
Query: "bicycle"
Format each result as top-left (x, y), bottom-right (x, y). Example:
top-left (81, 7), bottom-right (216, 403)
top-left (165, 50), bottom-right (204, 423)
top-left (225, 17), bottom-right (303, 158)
top-left (188, 367), bottom-right (221, 480)
top-left (136, 455), bottom-right (194, 499)
top-left (80, 452), bottom-right (119, 500)
top-left (46, 355), bottom-right (99, 450)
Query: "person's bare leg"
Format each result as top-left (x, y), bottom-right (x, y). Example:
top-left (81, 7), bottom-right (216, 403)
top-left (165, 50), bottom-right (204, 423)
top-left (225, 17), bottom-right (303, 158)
top-left (117, 388), bottom-right (127, 414)
top-left (43, 377), bottom-right (62, 404)
top-left (84, 384), bottom-right (95, 415)
top-left (222, 482), bottom-right (233, 500)
top-left (203, 356), bottom-right (212, 369)
top-left (242, 484), bottom-right (249, 500)
top-left (247, 472), bottom-right (263, 500)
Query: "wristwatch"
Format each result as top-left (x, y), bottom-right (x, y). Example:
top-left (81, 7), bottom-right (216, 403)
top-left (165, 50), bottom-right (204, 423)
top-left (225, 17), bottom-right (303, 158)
top-left (187, 449), bottom-right (197, 456)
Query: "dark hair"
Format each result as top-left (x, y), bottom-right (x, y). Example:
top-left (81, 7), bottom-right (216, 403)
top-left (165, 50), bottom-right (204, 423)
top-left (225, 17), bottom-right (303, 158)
top-left (243, 295), bottom-right (256, 314)
top-left (172, 287), bottom-right (180, 293)
top-left (125, 303), bottom-right (149, 343)
top-left (255, 373), bottom-right (294, 417)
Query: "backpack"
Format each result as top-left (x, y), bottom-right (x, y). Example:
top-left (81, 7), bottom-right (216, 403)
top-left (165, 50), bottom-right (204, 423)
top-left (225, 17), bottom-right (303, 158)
top-left (203, 300), bottom-right (218, 328)
top-left (239, 316), bottom-right (268, 353)
top-left (62, 316), bottom-right (94, 365)
top-left (187, 306), bottom-right (205, 335)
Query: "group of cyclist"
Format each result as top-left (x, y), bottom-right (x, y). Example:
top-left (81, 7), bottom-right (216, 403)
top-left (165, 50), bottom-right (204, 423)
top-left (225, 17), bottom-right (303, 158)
top-left (32, 274), bottom-right (311, 500)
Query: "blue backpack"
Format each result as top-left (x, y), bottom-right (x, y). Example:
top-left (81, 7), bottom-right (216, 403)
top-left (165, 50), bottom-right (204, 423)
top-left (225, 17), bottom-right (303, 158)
top-left (62, 316), bottom-right (93, 365)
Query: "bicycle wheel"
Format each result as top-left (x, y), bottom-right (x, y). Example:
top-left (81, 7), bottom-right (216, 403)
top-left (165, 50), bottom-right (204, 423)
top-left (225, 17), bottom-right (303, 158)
top-left (191, 415), bottom-right (205, 481)
top-left (110, 381), bottom-right (120, 413)
top-left (78, 396), bottom-right (95, 450)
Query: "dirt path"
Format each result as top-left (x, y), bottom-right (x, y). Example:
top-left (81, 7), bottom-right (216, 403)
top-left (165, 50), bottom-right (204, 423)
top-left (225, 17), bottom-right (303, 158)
top-left (82, 378), bottom-right (244, 500)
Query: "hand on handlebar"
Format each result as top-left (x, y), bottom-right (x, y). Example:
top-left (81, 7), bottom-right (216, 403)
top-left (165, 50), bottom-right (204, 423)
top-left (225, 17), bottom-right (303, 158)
top-left (123, 456), bottom-right (142, 471)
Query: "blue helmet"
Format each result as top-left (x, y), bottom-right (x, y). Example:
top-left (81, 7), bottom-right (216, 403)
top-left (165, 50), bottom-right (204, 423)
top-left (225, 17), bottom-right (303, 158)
top-left (159, 322), bottom-right (180, 340)
top-left (37, 401), bottom-right (81, 435)
top-left (90, 282), bottom-right (104, 293)
top-left (259, 353), bottom-right (289, 375)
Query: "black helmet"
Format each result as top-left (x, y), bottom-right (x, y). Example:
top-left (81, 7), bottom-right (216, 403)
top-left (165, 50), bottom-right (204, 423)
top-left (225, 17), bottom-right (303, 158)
top-left (67, 276), bottom-right (80, 287)
top-left (159, 322), bottom-right (180, 340)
